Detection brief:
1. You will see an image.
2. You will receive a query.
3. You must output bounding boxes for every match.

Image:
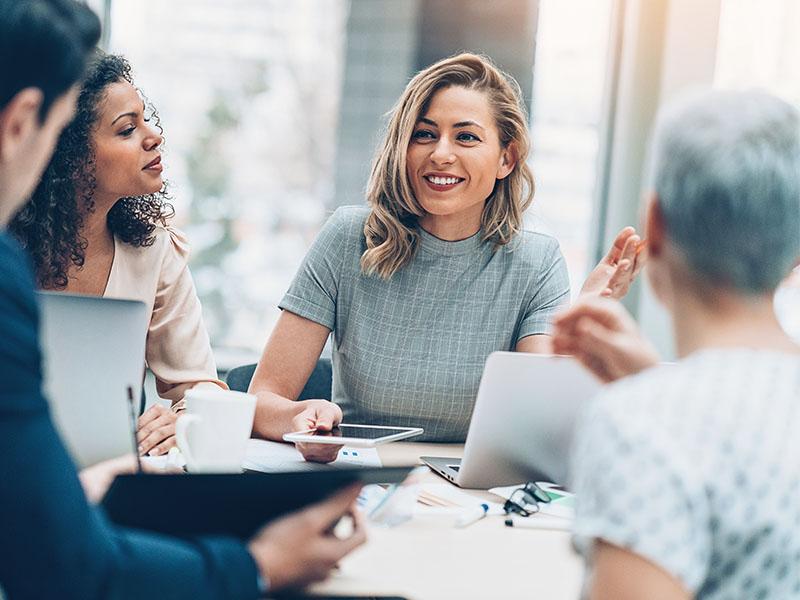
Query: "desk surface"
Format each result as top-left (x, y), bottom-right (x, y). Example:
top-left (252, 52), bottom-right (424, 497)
top-left (309, 442), bottom-right (583, 600)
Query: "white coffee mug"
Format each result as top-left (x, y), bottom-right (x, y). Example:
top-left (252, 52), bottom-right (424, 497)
top-left (175, 388), bottom-right (256, 473)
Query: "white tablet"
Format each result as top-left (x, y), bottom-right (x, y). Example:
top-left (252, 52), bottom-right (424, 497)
top-left (283, 424), bottom-right (424, 448)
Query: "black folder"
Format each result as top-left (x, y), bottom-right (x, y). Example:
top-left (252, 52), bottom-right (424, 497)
top-left (102, 466), bottom-right (413, 539)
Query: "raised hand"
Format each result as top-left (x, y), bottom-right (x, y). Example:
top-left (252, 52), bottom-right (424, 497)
top-left (552, 296), bottom-right (660, 382)
top-left (580, 227), bottom-right (647, 300)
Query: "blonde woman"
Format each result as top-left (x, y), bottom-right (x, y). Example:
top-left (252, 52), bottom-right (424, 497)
top-left (250, 53), bottom-right (643, 459)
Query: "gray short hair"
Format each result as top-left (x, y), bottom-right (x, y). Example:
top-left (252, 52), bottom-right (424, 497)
top-left (650, 89), bottom-right (800, 293)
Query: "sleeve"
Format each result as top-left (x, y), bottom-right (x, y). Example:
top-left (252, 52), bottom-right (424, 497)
top-left (569, 393), bottom-right (711, 593)
top-left (278, 207), bottom-right (353, 330)
top-left (147, 227), bottom-right (227, 403)
top-left (0, 237), bottom-right (260, 600)
top-left (516, 236), bottom-right (571, 340)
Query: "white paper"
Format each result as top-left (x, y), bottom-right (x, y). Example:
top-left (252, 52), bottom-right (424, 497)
top-left (336, 446), bottom-right (382, 467)
top-left (141, 447), bottom-right (185, 471)
top-left (242, 439), bottom-right (382, 472)
top-left (414, 482), bottom-right (504, 515)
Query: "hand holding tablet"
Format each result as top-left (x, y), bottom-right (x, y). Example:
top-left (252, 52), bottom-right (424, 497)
top-left (283, 424), bottom-right (424, 448)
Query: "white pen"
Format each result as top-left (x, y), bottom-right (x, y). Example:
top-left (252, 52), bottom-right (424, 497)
top-left (455, 503), bottom-right (490, 528)
top-left (504, 515), bottom-right (571, 531)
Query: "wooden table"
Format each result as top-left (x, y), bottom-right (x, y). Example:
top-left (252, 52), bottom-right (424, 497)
top-left (308, 442), bottom-right (584, 599)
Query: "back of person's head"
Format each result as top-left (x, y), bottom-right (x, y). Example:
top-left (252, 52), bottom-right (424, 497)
top-left (363, 52), bottom-right (533, 279)
top-left (650, 89), bottom-right (800, 294)
top-left (0, 0), bottom-right (100, 118)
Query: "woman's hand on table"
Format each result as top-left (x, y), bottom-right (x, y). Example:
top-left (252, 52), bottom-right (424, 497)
top-left (290, 399), bottom-right (344, 464)
top-left (580, 226), bottom-right (647, 300)
top-left (137, 404), bottom-right (179, 456)
top-left (553, 296), bottom-right (660, 382)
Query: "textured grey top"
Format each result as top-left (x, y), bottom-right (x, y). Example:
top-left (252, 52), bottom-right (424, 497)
top-left (571, 349), bottom-right (800, 598)
top-left (280, 206), bottom-right (570, 441)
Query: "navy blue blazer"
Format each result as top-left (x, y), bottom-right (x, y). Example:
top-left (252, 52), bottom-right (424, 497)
top-left (0, 232), bottom-right (260, 599)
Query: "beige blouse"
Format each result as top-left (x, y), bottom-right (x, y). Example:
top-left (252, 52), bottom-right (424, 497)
top-left (103, 226), bottom-right (226, 403)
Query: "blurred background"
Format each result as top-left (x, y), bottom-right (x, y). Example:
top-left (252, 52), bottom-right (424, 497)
top-left (86, 0), bottom-right (800, 368)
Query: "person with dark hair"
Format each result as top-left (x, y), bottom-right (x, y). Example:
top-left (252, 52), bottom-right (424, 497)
top-left (0, 1), bottom-right (364, 597)
top-left (10, 52), bottom-right (222, 457)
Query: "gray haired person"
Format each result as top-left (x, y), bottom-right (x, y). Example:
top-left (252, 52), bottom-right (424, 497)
top-left (553, 90), bottom-right (800, 599)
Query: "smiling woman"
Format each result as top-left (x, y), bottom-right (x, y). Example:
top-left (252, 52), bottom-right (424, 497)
top-left (248, 53), bottom-right (645, 459)
top-left (10, 52), bottom-right (226, 458)
top-left (406, 86), bottom-right (515, 241)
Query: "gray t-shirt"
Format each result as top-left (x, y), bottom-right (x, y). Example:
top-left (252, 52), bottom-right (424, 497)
top-left (280, 205), bottom-right (570, 441)
top-left (571, 349), bottom-right (800, 598)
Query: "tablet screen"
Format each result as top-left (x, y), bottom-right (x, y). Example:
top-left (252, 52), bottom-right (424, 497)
top-left (310, 426), bottom-right (414, 440)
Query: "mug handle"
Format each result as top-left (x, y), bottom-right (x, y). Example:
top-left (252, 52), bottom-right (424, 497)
top-left (175, 413), bottom-right (201, 471)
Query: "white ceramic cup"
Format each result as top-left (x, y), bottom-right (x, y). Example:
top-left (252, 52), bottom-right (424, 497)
top-left (175, 388), bottom-right (256, 473)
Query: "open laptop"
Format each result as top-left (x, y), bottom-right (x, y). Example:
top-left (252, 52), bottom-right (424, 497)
top-left (38, 292), bottom-right (148, 468)
top-left (421, 352), bottom-right (602, 488)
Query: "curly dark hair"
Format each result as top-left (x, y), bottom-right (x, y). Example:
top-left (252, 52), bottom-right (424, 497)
top-left (9, 52), bottom-right (174, 289)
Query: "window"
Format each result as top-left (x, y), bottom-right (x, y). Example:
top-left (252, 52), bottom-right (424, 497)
top-left (527, 0), bottom-right (614, 297)
top-left (107, 0), bottom-right (348, 364)
top-left (105, 0), bottom-right (615, 363)
top-left (714, 0), bottom-right (800, 340)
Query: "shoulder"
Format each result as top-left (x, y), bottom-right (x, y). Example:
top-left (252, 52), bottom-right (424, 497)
top-left (153, 225), bottom-right (190, 259)
top-left (501, 230), bottom-right (563, 266)
top-left (309, 205), bottom-right (369, 255)
top-left (0, 234), bottom-right (41, 390)
top-left (322, 205), bottom-right (369, 240)
top-left (133, 226), bottom-right (191, 275)
top-left (0, 233), bottom-right (37, 309)
top-left (586, 363), bottom-right (685, 426)
top-left (496, 231), bottom-right (568, 298)
top-left (573, 359), bottom-right (719, 470)
top-left (132, 226), bottom-right (191, 287)
top-left (116, 225), bottom-right (189, 265)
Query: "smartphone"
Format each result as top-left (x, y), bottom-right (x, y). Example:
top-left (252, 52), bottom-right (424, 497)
top-left (283, 424), bottom-right (424, 447)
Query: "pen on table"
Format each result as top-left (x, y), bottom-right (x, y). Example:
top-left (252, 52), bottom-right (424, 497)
top-left (455, 503), bottom-right (490, 528)
top-left (126, 386), bottom-right (143, 473)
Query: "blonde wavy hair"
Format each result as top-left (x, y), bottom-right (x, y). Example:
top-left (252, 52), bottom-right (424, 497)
top-left (361, 53), bottom-right (535, 279)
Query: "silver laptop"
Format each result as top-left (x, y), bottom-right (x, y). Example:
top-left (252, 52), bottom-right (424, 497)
top-left (421, 352), bottom-right (602, 488)
top-left (38, 293), bottom-right (148, 468)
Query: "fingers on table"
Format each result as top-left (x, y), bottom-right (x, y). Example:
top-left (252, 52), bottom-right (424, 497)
top-left (137, 411), bottom-right (177, 455)
top-left (137, 403), bottom-right (169, 428)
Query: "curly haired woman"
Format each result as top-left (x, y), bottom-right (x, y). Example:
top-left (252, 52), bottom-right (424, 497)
top-left (247, 53), bottom-right (646, 461)
top-left (10, 53), bottom-right (224, 457)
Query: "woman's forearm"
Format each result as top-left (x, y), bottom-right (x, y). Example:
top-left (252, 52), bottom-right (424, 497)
top-left (251, 390), bottom-right (304, 440)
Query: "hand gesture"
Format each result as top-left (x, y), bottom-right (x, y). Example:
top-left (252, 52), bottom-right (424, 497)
top-left (552, 296), bottom-right (660, 382)
top-left (137, 404), bottom-right (178, 456)
top-left (291, 399), bottom-right (344, 463)
top-left (580, 227), bottom-right (647, 299)
top-left (247, 483), bottom-right (366, 591)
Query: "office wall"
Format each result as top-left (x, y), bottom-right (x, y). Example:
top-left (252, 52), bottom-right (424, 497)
top-left (593, 0), bottom-right (722, 359)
